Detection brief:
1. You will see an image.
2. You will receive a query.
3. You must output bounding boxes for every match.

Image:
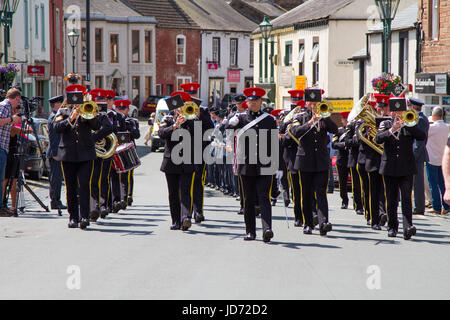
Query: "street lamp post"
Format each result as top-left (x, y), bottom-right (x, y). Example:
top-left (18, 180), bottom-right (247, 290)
top-left (0, 0), bottom-right (21, 64)
top-left (375, 0), bottom-right (400, 73)
top-left (67, 29), bottom-right (80, 73)
top-left (259, 16), bottom-right (273, 84)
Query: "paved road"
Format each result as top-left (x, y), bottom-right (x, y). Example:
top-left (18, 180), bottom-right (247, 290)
top-left (0, 123), bottom-right (449, 300)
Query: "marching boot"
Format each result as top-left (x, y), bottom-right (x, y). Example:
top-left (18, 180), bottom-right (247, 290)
top-left (89, 209), bottom-right (100, 222)
top-left (68, 220), bottom-right (78, 228)
top-left (319, 222), bottom-right (332, 236)
top-left (244, 233), bottom-right (256, 241)
top-left (181, 218), bottom-right (192, 231)
top-left (80, 218), bottom-right (90, 230)
top-left (404, 226), bottom-right (416, 240)
top-left (263, 229), bottom-right (274, 243)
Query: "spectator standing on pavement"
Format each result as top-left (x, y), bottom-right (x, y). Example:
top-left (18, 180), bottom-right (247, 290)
top-left (443, 136), bottom-right (450, 206)
top-left (144, 112), bottom-right (155, 146)
top-left (425, 106), bottom-right (450, 215)
top-left (0, 88), bottom-right (23, 216)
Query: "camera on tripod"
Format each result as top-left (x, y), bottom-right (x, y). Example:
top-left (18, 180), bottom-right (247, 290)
top-left (20, 96), bottom-right (43, 119)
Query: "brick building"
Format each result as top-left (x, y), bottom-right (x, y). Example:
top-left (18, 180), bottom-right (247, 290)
top-left (416, 0), bottom-right (450, 116)
top-left (125, 0), bottom-right (201, 97)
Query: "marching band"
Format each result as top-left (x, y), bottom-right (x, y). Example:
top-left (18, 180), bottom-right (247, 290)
top-left (42, 80), bottom-right (431, 242)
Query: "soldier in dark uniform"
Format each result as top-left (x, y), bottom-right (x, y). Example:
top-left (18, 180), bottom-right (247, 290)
top-left (110, 99), bottom-right (128, 213)
top-left (344, 118), bottom-right (364, 215)
top-left (47, 95), bottom-right (67, 212)
top-left (226, 87), bottom-right (278, 243)
top-left (160, 91), bottom-right (212, 231)
top-left (375, 97), bottom-right (426, 240)
top-left (53, 85), bottom-right (100, 229)
top-left (288, 92), bottom-right (338, 236)
top-left (180, 83), bottom-right (214, 223)
top-left (354, 95), bottom-right (388, 229)
top-left (281, 93), bottom-right (306, 227)
top-left (115, 100), bottom-right (140, 208)
top-left (88, 89), bottom-right (113, 221)
top-left (331, 112), bottom-right (350, 209)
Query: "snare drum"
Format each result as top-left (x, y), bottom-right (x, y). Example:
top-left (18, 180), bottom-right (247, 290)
top-left (112, 142), bottom-right (141, 173)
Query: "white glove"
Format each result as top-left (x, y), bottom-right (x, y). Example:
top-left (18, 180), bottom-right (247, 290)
top-left (229, 115), bottom-right (239, 127)
top-left (275, 170), bottom-right (283, 180)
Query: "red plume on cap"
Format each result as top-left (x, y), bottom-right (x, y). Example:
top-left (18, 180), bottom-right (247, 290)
top-left (114, 99), bottom-right (131, 108)
top-left (65, 84), bottom-right (86, 94)
top-left (171, 91), bottom-right (191, 102)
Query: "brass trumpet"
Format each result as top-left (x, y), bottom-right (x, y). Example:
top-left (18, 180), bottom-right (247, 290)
top-left (180, 101), bottom-right (199, 120)
top-left (315, 100), bottom-right (332, 118)
top-left (69, 100), bottom-right (99, 127)
top-left (401, 109), bottom-right (419, 127)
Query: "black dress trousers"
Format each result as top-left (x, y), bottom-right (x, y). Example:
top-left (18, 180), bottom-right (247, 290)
top-left (62, 160), bottom-right (93, 222)
top-left (49, 159), bottom-right (63, 206)
top-left (300, 170), bottom-right (329, 228)
top-left (165, 172), bottom-right (195, 225)
top-left (336, 164), bottom-right (349, 204)
top-left (241, 174), bottom-right (273, 236)
top-left (383, 175), bottom-right (414, 234)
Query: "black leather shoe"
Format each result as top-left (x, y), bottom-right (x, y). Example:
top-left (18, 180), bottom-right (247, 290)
top-left (341, 202), bottom-right (348, 209)
top-left (89, 209), bottom-right (100, 222)
top-left (404, 226), bottom-right (416, 240)
top-left (263, 229), bottom-right (274, 243)
top-left (303, 226), bottom-right (313, 234)
top-left (181, 218), bottom-right (191, 231)
top-left (127, 198), bottom-right (133, 206)
top-left (294, 220), bottom-right (302, 227)
top-left (68, 220), bottom-right (78, 228)
top-left (80, 218), bottom-right (89, 230)
top-left (244, 233), bottom-right (256, 241)
top-left (194, 212), bottom-right (205, 223)
top-left (388, 229), bottom-right (397, 238)
top-left (372, 224), bottom-right (382, 231)
top-left (379, 214), bottom-right (387, 226)
top-left (271, 198), bottom-right (277, 206)
top-left (320, 222), bottom-right (332, 236)
top-left (58, 202), bottom-right (67, 210)
top-left (170, 222), bottom-right (181, 230)
top-left (313, 215), bottom-right (319, 227)
top-left (356, 209), bottom-right (364, 215)
top-left (50, 202), bottom-right (59, 210)
top-left (237, 208), bottom-right (243, 215)
top-left (120, 200), bottom-right (127, 210)
top-left (284, 199), bottom-right (290, 207)
top-left (100, 207), bottom-right (109, 219)
top-left (112, 202), bottom-right (121, 213)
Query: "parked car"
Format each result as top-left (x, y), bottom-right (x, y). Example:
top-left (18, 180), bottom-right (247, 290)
top-left (128, 104), bottom-right (139, 118)
top-left (21, 118), bottom-right (50, 180)
top-left (141, 95), bottom-right (163, 116)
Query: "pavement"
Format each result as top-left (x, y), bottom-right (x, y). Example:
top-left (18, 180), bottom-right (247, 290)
top-left (0, 122), bottom-right (449, 300)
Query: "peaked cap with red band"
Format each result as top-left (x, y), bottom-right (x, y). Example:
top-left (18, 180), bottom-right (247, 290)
top-left (373, 93), bottom-right (389, 106)
top-left (90, 88), bottom-right (106, 101)
top-left (115, 99), bottom-right (131, 108)
top-left (180, 83), bottom-right (200, 95)
top-left (288, 90), bottom-right (304, 101)
top-left (243, 87), bottom-right (266, 100)
top-left (171, 91), bottom-right (191, 102)
top-left (65, 84), bottom-right (87, 94)
top-left (105, 90), bottom-right (116, 99)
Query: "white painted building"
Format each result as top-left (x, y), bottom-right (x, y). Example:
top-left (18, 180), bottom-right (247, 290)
top-left (174, 0), bottom-right (257, 107)
top-left (252, 0), bottom-right (417, 112)
top-left (10, 0), bottom-right (52, 103)
top-left (63, 0), bottom-right (156, 109)
top-left (349, 2), bottom-right (418, 104)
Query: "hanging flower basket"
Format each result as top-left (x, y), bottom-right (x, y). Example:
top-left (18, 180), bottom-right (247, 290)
top-left (0, 64), bottom-right (19, 84)
top-left (64, 72), bottom-right (82, 84)
top-left (371, 73), bottom-right (403, 95)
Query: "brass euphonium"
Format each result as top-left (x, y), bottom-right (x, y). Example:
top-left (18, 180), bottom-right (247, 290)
top-left (355, 104), bottom-right (384, 155)
top-left (96, 133), bottom-right (118, 159)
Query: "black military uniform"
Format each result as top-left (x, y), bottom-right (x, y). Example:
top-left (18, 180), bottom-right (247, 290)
top-left (226, 87), bottom-right (277, 242)
top-left (344, 120), bottom-right (364, 215)
top-left (375, 115), bottom-right (426, 239)
top-left (289, 106), bottom-right (338, 235)
top-left (47, 95), bottom-right (66, 211)
top-left (122, 115), bottom-right (141, 205)
top-left (280, 105), bottom-right (308, 227)
top-left (53, 88), bottom-right (100, 229)
top-left (331, 126), bottom-right (350, 209)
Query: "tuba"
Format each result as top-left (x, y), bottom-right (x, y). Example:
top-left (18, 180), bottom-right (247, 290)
top-left (180, 101), bottom-right (199, 120)
top-left (354, 103), bottom-right (384, 155)
top-left (96, 133), bottom-right (118, 159)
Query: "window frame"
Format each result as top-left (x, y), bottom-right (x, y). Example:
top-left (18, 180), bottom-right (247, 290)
top-left (95, 28), bottom-right (103, 62)
top-left (145, 30), bottom-right (152, 63)
top-left (176, 34), bottom-right (186, 65)
top-left (110, 33), bottom-right (119, 63)
top-left (212, 37), bottom-right (221, 66)
top-left (132, 30), bottom-right (140, 63)
top-left (230, 38), bottom-right (238, 67)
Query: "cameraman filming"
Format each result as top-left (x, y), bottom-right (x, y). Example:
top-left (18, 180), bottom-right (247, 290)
top-left (0, 88), bottom-right (23, 216)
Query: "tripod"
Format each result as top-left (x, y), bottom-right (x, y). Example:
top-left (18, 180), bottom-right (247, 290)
top-left (3, 116), bottom-right (50, 216)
